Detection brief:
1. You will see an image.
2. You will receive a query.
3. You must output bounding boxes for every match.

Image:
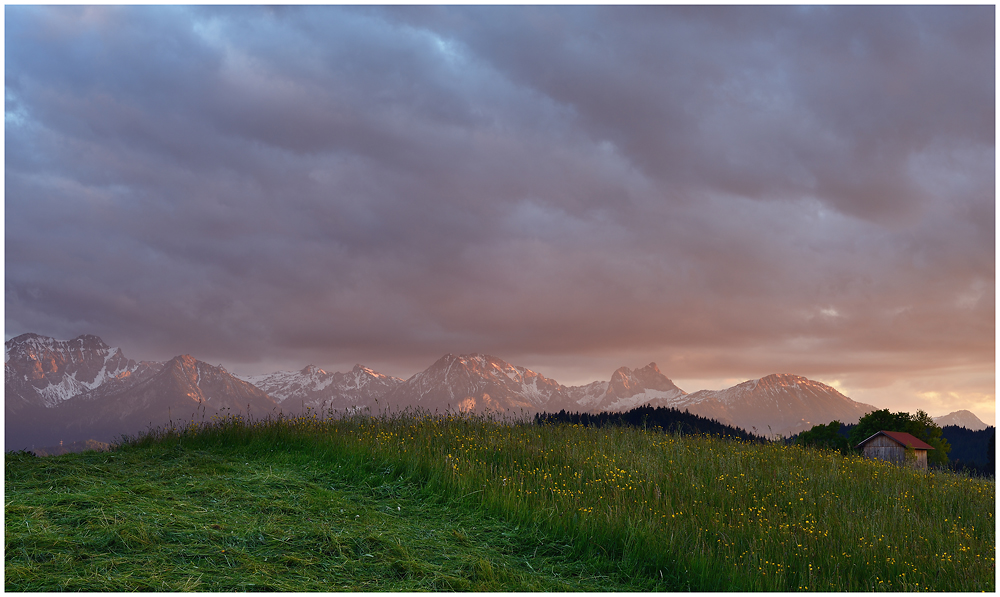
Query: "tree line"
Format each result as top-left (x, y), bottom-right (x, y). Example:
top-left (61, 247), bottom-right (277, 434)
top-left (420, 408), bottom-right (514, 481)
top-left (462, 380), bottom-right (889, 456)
top-left (795, 408), bottom-right (995, 477)
top-left (535, 405), bottom-right (769, 443)
top-left (537, 405), bottom-right (993, 477)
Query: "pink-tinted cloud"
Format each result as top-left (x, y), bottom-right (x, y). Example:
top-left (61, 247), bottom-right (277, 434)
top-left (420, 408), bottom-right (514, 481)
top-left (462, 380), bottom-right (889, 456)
top-left (5, 6), bottom-right (993, 418)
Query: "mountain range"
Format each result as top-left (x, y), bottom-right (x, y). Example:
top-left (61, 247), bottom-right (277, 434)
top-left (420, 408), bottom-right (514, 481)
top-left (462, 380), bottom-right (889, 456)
top-left (5, 332), bottom-right (904, 450)
top-left (242, 364), bottom-right (404, 414)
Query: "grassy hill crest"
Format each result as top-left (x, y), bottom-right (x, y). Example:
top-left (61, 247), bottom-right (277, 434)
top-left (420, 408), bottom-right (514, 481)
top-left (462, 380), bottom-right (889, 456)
top-left (6, 409), bottom-right (995, 591)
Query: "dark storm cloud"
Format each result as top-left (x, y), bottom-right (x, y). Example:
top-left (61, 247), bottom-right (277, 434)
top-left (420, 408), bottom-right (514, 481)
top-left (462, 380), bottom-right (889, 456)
top-left (396, 5), bottom-right (993, 222)
top-left (5, 6), bottom-right (993, 408)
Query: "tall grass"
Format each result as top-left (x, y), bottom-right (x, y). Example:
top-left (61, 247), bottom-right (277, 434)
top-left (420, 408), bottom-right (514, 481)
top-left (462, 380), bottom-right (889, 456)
top-left (37, 408), bottom-right (1000, 591)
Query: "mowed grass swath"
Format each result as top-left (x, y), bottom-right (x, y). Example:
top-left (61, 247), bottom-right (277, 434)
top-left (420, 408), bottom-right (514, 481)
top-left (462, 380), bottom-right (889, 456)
top-left (7, 409), bottom-right (995, 591)
top-left (5, 429), bottom-right (634, 592)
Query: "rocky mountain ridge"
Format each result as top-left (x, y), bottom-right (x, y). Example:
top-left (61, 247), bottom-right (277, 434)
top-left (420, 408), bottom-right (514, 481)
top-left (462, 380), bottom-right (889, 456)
top-left (5, 335), bottom-right (278, 449)
top-left (379, 353), bottom-right (570, 414)
top-left (240, 364), bottom-right (404, 413)
top-left (6, 333), bottom-right (894, 448)
top-left (676, 374), bottom-right (877, 437)
top-left (597, 363), bottom-right (688, 412)
top-left (5, 333), bottom-right (140, 411)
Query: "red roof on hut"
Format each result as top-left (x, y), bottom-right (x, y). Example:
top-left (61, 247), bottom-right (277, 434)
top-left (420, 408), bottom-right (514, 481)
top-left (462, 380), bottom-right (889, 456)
top-left (855, 430), bottom-right (934, 451)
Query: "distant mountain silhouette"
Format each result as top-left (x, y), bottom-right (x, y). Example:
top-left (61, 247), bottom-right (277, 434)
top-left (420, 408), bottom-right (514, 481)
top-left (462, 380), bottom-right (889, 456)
top-left (934, 410), bottom-right (989, 431)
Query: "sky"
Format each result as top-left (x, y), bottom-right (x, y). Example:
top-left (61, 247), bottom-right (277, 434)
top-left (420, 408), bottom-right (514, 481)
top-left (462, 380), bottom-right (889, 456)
top-left (5, 6), bottom-right (995, 423)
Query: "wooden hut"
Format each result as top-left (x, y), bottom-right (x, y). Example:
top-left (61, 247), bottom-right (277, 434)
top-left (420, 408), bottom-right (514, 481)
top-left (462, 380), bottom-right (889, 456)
top-left (855, 430), bottom-right (934, 469)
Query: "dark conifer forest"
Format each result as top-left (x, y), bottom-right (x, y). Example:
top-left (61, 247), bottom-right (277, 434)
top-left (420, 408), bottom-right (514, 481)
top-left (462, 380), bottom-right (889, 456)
top-left (535, 405), bottom-right (768, 443)
top-left (940, 426), bottom-right (995, 477)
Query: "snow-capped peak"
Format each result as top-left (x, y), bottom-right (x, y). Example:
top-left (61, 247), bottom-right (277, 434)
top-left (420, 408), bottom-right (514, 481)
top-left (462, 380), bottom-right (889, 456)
top-left (238, 363), bottom-right (404, 410)
top-left (4, 333), bottom-right (139, 407)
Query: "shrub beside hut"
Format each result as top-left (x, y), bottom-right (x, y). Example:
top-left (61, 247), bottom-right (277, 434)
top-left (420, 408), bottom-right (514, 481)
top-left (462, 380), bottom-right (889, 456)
top-left (856, 430), bottom-right (935, 469)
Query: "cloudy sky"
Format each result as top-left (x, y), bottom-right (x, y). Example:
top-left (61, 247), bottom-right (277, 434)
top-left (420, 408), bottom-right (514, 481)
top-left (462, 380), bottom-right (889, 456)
top-left (5, 6), bottom-right (994, 421)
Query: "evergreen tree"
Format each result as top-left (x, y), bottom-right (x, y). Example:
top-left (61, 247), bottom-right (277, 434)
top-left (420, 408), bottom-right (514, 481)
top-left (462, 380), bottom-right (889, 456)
top-left (989, 431), bottom-right (995, 471)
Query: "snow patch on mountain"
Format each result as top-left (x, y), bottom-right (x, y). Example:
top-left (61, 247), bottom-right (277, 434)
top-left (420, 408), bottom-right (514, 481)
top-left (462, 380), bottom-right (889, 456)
top-left (676, 374), bottom-right (877, 437)
top-left (5, 334), bottom-right (140, 407)
top-left (602, 388), bottom-right (688, 413)
top-left (241, 366), bottom-right (335, 403)
top-left (566, 381), bottom-right (610, 409)
top-left (240, 363), bottom-right (404, 411)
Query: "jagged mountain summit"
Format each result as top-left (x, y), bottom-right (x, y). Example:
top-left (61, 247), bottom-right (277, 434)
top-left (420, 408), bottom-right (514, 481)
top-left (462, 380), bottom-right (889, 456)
top-left (677, 374), bottom-right (877, 438)
top-left (933, 410), bottom-right (990, 431)
top-left (240, 364), bottom-right (404, 413)
top-left (562, 362), bottom-right (687, 412)
top-left (55, 354), bottom-right (279, 440)
top-left (593, 363), bottom-right (687, 412)
top-left (5, 333), bottom-right (140, 412)
top-left (381, 353), bottom-right (571, 414)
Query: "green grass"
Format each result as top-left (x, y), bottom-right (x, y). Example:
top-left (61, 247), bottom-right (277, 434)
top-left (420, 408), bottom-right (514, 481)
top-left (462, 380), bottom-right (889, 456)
top-left (6, 409), bottom-right (995, 591)
top-left (5, 444), bottom-right (635, 590)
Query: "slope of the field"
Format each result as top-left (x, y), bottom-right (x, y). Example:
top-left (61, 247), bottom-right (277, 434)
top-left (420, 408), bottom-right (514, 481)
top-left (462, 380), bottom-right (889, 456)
top-left (5, 445), bottom-right (628, 591)
top-left (5, 411), bottom-right (995, 592)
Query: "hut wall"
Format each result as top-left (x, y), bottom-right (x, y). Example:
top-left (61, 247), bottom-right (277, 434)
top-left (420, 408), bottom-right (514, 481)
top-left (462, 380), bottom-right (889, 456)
top-left (861, 435), bottom-right (928, 469)
top-left (862, 435), bottom-right (906, 463)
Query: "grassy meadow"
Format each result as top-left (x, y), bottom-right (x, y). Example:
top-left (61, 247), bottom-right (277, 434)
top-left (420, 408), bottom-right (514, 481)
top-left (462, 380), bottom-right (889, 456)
top-left (5, 409), bottom-right (995, 591)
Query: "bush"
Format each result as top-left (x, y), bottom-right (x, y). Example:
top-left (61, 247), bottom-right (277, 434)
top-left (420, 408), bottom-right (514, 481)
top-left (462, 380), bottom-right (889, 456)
top-left (796, 421), bottom-right (849, 454)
